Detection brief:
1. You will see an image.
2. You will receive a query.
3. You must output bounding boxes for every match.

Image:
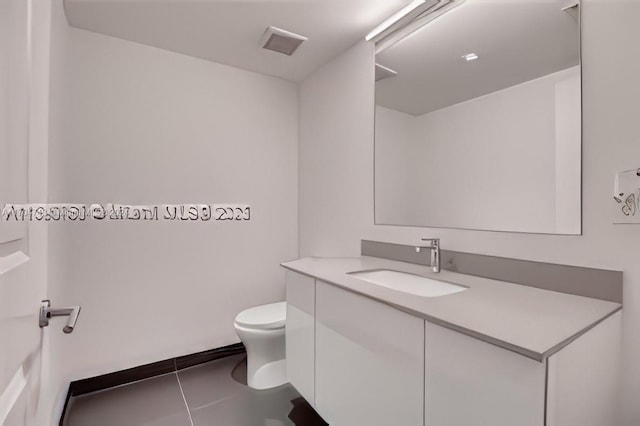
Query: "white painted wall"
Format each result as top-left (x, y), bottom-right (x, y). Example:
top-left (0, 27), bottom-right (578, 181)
top-left (47, 0), bottom-right (298, 398)
top-left (299, 43), bottom-right (373, 257)
top-left (299, 1), bottom-right (640, 424)
top-left (375, 67), bottom-right (580, 234)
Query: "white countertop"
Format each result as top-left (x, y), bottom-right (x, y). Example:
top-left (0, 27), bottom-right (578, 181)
top-left (281, 256), bottom-right (622, 361)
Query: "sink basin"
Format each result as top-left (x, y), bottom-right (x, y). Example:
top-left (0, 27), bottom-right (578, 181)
top-left (349, 269), bottom-right (466, 297)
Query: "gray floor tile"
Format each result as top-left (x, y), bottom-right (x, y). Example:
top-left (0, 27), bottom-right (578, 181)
top-left (65, 354), bottom-right (327, 426)
top-left (178, 354), bottom-right (324, 426)
top-left (64, 373), bottom-right (191, 426)
top-left (177, 354), bottom-right (248, 410)
top-left (189, 387), bottom-right (298, 426)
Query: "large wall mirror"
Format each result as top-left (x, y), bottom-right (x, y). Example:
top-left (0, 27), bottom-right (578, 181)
top-left (374, 0), bottom-right (581, 234)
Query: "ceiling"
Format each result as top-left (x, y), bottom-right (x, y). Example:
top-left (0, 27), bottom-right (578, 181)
top-left (63, 0), bottom-right (409, 82)
top-left (375, 0), bottom-right (580, 116)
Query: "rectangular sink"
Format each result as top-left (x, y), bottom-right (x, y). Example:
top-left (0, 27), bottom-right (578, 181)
top-left (348, 269), bottom-right (467, 297)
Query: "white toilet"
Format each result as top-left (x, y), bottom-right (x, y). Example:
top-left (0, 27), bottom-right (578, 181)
top-left (234, 301), bottom-right (287, 390)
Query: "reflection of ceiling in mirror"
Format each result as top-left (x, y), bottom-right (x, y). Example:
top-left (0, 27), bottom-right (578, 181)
top-left (375, 0), bottom-right (580, 116)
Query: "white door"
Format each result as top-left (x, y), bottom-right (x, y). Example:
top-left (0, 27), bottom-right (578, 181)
top-left (1, 0), bottom-right (52, 424)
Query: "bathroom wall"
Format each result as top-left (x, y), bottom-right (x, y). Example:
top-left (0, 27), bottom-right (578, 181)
top-left (47, 0), bottom-right (298, 399)
top-left (375, 67), bottom-right (580, 233)
top-left (299, 1), bottom-right (640, 424)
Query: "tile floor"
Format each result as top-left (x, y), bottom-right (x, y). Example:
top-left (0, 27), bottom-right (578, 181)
top-left (64, 354), bottom-right (328, 426)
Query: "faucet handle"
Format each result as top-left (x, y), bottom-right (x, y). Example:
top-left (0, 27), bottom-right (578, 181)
top-left (420, 238), bottom-right (439, 247)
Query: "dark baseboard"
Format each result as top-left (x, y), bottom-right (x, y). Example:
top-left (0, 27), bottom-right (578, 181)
top-left (60, 343), bottom-right (245, 425)
top-left (175, 343), bottom-right (246, 371)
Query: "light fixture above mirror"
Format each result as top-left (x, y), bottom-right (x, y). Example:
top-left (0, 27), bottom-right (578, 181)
top-left (366, 0), bottom-right (466, 53)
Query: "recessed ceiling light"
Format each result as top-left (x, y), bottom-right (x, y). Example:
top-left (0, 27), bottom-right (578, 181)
top-left (462, 53), bottom-right (478, 61)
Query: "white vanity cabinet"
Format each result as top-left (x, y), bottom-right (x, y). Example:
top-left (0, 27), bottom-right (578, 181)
top-left (285, 270), bottom-right (316, 405)
top-left (425, 322), bottom-right (545, 426)
top-left (425, 314), bottom-right (622, 426)
top-left (284, 267), bottom-right (621, 426)
top-left (315, 280), bottom-right (425, 426)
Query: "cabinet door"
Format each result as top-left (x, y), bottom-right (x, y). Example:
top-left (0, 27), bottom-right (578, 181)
top-left (425, 322), bottom-right (545, 426)
top-left (285, 271), bottom-right (316, 405)
top-left (546, 311), bottom-right (621, 426)
top-left (315, 281), bottom-right (424, 426)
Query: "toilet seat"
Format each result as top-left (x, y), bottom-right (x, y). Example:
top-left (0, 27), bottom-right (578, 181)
top-left (234, 301), bottom-right (286, 330)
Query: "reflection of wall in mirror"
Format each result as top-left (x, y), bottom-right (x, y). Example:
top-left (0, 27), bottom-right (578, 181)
top-left (375, 106), bottom-right (414, 224)
top-left (375, 66), bottom-right (580, 234)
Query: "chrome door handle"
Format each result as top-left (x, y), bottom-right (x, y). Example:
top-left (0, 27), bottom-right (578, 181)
top-left (39, 299), bottom-right (81, 333)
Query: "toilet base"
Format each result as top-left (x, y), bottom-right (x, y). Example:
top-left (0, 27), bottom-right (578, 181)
top-left (234, 302), bottom-right (287, 391)
top-left (248, 359), bottom-right (287, 390)
top-left (235, 323), bottom-right (287, 390)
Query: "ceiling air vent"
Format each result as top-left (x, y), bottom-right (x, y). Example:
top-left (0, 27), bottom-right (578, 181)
top-left (260, 26), bottom-right (307, 56)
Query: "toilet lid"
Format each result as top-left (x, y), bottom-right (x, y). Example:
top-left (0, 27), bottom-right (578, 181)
top-left (234, 302), bottom-right (286, 330)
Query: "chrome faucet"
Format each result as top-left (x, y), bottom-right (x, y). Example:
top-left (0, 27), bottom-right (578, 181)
top-left (415, 238), bottom-right (440, 273)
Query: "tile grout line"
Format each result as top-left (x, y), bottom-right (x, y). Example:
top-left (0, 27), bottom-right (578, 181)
top-left (174, 359), bottom-right (195, 426)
